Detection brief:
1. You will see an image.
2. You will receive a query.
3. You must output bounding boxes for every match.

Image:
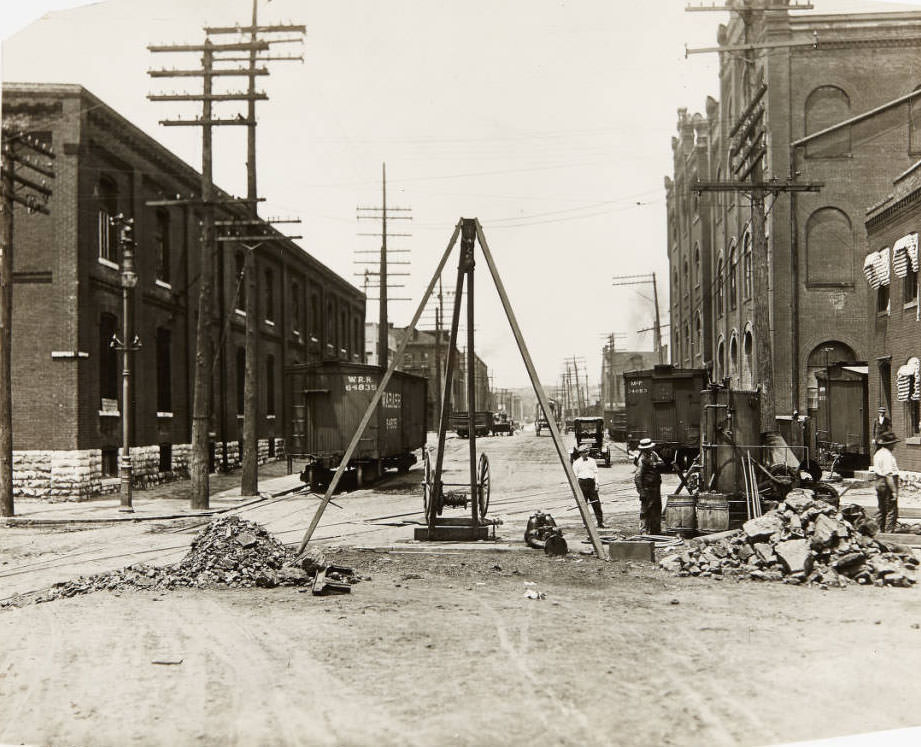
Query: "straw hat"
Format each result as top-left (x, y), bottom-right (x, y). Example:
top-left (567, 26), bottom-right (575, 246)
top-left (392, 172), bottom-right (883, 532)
top-left (877, 430), bottom-right (899, 447)
top-left (638, 438), bottom-right (656, 450)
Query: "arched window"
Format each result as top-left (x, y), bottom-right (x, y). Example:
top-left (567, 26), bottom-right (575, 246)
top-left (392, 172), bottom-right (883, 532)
top-left (806, 207), bottom-right (853, 286)
top-left (743, 328), bottom-right (754, 388)
top-left (340, 310), bottom-right (347, 354)
top-left (716, 338), bottom-right (725, 381)
top-left (729, 333), bottom-right (739, 376)
top-left (326, 301), bottom-right (335, 349)
top-left (684, 322), bottom-right (691, 362)
top-left (96, 177), bottom-right (118, 262)
top-left (728, 241), bottom-right (738, 311)
top-left (742, 231), bottom-right (753, 298)
top-left (353, 317), bottom-right (360, 358)
top-left (805, 85), bottom-right (851, 158)
top-left (683, 259), bottom-right (689, 293)
top-left (694, 243), bottom-right (700, 286)
top-left (716, 254), bottom-right (724, 317)
top-left (695, 311), bottom-right (702, 356)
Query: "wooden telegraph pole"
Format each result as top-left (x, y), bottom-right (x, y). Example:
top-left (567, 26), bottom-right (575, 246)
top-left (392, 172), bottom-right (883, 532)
top-left (356, 164), bottom-right (413, 368)
top-left (204, 2), bottom-right (305, 496)
top-left (148, 37), bottom-right (267, 509)
top-left (0, 128), bottom-right (54, 517)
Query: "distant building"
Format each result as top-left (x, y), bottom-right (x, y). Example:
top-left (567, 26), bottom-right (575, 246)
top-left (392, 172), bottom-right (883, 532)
top-left (364, 322), bottom-right (399, 366)
top-left (3, 83), bottom-right (364, 499)
top-left (666, 6), bottom-right (921, 419)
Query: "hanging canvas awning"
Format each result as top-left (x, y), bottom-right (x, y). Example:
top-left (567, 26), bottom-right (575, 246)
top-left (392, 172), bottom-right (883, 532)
top-left (896, 357), bottom-right (920, 402)
top-left (892, 233), bottom-right (919, 278)
top-left (875, 247), bottom-right (891, 287)
top-left (864, 251), bottom-right (881, 288)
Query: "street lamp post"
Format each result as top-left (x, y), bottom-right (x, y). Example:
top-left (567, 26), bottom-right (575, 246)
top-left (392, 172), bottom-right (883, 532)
top-left (111, 214), bottom-right (140, 512)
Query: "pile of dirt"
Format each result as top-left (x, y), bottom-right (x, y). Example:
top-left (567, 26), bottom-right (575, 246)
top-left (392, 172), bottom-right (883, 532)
top-left (659, 490), bottom-right (919, 588)
top-left (3, 516), bottom-right (360, 607)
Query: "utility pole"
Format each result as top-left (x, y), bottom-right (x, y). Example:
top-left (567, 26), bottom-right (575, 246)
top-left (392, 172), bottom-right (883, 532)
top-left (0, 127), bottom-right (54, 517)
top-left (613, 273), bottom-right (665, 363)
top-left (203, 1), bottom-right (305, 497)
top-left (110, 215), bottom-right (140, 512)
top-left (356, 164), bottom-right (412, 368)
top-left (148, 35), bottom-right (269, 509)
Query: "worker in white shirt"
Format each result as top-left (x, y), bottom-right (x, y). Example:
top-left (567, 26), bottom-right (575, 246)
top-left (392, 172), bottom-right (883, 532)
top-left (871, 430), bottom-right (900, 532)
top-left (572, 445), bottom-right (605, 528)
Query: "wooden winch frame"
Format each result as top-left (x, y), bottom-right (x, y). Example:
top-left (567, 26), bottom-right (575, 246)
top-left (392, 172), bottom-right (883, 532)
top-left (294, 218), bottom-right (606, 559)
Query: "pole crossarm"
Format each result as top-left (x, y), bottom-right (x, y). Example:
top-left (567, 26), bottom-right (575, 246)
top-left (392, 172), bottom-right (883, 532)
top-left (216, 234), bottom-right (302, 242)
top-left (148, 67), bottom-right (269, 77)
top-left (159, 118), bottom-right (256, 127)
top-left (148, 41), bottom-right (269, 52)
top-left (148, 92), bottom-right (268, 102)
top-left (204, 24), bottom-right (307, 34)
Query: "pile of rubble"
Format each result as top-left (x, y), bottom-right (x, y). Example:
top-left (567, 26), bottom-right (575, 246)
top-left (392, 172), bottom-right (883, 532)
top-left (3, 516), bottom-right (360, 607)
top-left (659, 490), bottom-right (920, 588)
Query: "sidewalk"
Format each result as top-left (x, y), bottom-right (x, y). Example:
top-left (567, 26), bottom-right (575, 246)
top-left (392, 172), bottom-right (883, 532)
top-left (1, 461), bottom-right (305, 525)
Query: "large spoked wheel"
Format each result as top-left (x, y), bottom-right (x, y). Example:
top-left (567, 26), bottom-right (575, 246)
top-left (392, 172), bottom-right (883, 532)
top-left (422, 449), bottom-right (435, 523)
top-left (477, 452), bottom-right (491, 518)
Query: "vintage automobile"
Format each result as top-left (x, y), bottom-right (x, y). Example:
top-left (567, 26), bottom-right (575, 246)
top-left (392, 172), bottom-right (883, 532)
top-left (571, 416), bottom-right (611, 467)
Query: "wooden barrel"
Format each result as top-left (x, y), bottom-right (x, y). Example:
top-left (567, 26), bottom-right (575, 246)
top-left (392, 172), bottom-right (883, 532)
top-left (664, 494), bottom-right (697, 537)
top-left (696, 492), bottom-right (730, 534)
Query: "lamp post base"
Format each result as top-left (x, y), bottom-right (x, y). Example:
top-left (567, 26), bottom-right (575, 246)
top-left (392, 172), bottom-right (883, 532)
top-left (119, 455), bottom-right (133, 511)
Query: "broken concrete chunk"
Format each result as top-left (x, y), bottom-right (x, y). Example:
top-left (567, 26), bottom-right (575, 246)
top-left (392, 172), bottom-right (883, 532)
top-left (775, 539), bottom-right (814, 574)
top-left (812, 514), bottom-right (847, 549)
top-left (753, 543), bottom-right (776, 563)
top-left (785, 491), bottom-right (814, 513)
top-left (743, 513), bottom-right (784, 541)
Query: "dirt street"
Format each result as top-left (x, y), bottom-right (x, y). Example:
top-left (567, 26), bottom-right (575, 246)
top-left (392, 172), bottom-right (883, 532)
top-left (2, 431), bottom-right (921, 746)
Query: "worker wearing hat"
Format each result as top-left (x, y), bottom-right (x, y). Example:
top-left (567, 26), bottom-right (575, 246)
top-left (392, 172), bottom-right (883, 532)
top-left (871, 430), bottom-right (900, 532)
top-left (634, 438), bottom-right (664, 535)
top-left (571, 444), bottom-right (605, 528)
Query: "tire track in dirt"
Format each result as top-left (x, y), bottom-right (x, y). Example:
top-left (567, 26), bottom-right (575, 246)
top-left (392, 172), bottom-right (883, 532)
top-left (478, 597), bottom-right (596, 744)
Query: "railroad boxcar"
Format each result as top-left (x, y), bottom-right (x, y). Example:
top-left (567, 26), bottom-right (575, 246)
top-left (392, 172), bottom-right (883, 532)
top-left (814, 363), bottom-right (869, 476)
top-left (285, 361), bottom-right (427, 489)
top-left (623, 365), bottom-right (707, 466)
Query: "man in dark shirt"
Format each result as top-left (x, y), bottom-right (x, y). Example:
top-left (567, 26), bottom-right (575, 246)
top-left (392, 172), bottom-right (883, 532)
top-left (872, 407), bottom-right (892, 445)
top-left (634, 438), bottom-right (663, 534)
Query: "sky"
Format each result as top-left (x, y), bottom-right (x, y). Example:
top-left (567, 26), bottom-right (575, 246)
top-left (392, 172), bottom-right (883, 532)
top-left (1, 0), bottom-right (917, 391)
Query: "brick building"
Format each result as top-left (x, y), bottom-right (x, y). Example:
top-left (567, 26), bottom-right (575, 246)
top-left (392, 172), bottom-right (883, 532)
top-left (4, 83), bottom-right (364, 499)
top-left (865, 160), bottom-right (921, 477)
top-left (666, 5), bottom-right (921, 420)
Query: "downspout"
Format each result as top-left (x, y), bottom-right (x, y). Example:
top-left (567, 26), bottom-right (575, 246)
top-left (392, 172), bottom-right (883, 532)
top-left (790, 143), bottom-right (800, 413)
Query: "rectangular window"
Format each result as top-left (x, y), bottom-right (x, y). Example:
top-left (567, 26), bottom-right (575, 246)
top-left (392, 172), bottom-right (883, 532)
top-left (156, 328), bottom-right (172, 412)
top-left (99, 313), bottom-right (118, 404)
top-left (905, 400), bottom-right (920, 437)
top-left (154, 210), bottom-right (170, 283)
top-left (877, 285), bottom-right (890, 314)
top-left (101, 448), bottom-right (119, 477)
top-left (266, 355), bottom-right (276, 416)
top-left (265, 268), bottom-right (275, 322)
top-left (159, 443), bottom-right (172, 473)
top-left (98, 210), bottom-right (113, 261)
top-left (904, 269), bottom-right (918, 305)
